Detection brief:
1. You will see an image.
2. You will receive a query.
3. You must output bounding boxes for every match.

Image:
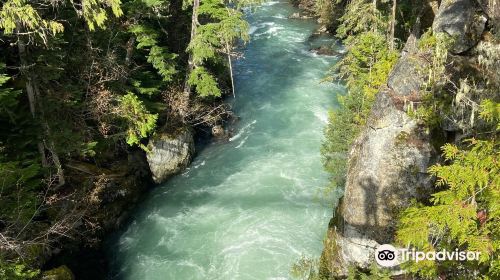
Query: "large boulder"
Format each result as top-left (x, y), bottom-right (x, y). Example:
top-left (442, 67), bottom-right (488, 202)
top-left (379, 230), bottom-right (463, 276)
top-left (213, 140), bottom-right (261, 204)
top-left (433, 0), bottom-right (487, 54)
top-left (321, 37), bottom-right (436, 277)
top-left (146, 126), bottom-right (195, 184)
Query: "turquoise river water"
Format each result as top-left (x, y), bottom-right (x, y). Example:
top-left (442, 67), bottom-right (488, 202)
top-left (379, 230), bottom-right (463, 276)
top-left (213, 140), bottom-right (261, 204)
top-left (109, 1), bottom-right (344, 279)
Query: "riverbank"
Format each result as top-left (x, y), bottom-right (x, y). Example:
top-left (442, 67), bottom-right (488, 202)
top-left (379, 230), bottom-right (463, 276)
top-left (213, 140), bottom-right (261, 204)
top-left (0, 0), bottom-right (260, 276)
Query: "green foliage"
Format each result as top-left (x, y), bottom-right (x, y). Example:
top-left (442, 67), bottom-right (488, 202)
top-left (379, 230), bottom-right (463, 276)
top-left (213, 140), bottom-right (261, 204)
top-left (77, 0), bottom-right (124, 31)
top-left (319, 2), bottom-right (500, 280)
top-left (0, 0), bottom-right (64, 36)
top-left (291, 258), bottom-right (392, 280)
top-left (0, 0), bottom-right (122, 39)
top-left (0, 259), bottom-right (39, 280)
top-left (0, 63), bottom-right (20, 117)
top-left (186, 0), bottom-right (249, 97)
top-left (410, 31), bottom-right (455, 127)
top-left (130, 72), bottom-right (164, 96)
top-left (322, 30), bottom-right (397, 189)
top-left (130, 24), bottom-right (177, 82)
top-left (334, 31), bottom-right (398, 108)
top-left (321, 97), bottom-right (359, 189)
top-left (0, 160), bottom-right (42, 225)
top-left (0, 60), bottom-right (43, 240)
top-left (291, 256), bottom-right (322, 280)
top-left (346, 264), bottom-right (392, 280)
top-left (397, 105), bottom-right (500, 279)
top-left (118, 92), bottom-right (158, 148)
top-left (420, 32), bottom-right (453, 93)
top-left (0, 0), bottom-right (194, 271)
top-left (411, 30), bottom-right (498, 133)
top-left (80, 141), bottom-right (98, 158)
top-left (480, 99), bottom-right (500, 130)
top-left (320, 0), bottom-right (401, 196)
top-left (335, 0), bottom-right (386, 39)
top-left (188, 66), bottom-right (221, 97)
top-left (314, 0), bottom-right (335, 30)
top-left (418, 29), bottom-right (438, 50)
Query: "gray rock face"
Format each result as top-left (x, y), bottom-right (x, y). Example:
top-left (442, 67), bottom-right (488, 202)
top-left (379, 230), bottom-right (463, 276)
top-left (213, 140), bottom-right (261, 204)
top-left (332, 90), bottom-right (435, 273)
top-left (386, 34), bottom-right (423, 97)
top-left (324, 38), bottom-right (436, 276)
top-left (146, 127), bottom-right (195, 184)
top-left (433, 0), bottom-right (487, 54)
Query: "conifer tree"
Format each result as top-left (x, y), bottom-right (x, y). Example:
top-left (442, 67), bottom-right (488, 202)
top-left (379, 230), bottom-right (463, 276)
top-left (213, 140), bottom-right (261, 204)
top-left (397, 101), bottom-right (500, 279)
top-left (184, 0), bottom-right (249, 98)
top-left (322, 6), bottom-right (398, 189)
top-left (0, 0), bottom-right (123, 185)
top-left (0, 0), bottom-right (256, 274)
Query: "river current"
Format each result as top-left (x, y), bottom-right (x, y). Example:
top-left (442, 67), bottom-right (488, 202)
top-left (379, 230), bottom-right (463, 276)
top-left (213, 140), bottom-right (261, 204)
top-left (109, 1), bottom-right (344, 279)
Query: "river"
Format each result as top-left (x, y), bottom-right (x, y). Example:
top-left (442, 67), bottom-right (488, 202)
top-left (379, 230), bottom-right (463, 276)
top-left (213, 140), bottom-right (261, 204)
top-left (108, 1), bottom-right (344, 279)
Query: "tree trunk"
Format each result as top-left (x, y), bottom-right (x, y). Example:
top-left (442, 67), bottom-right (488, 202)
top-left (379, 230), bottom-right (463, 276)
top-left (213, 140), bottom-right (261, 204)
top-left (125, 36), bottom-right (136, 66)
top-left (16, 31), bottom-right (48, 167)
top-left (390, 0), bottom-right (397, 50)
top-left (16, 30), bottom-right (65, 186)
top-left (181, 0), bottom-right (200, 120)
top-left (372, 0), bottom-right (377, 32)
top-left (226, 8), bottom-right (235, 98)
top-left (43, 123), bottom-right (65, 186)
top-left (183, 0), bottom-right (200, 95)
top-left (227, 47), bottom-right (235, 98)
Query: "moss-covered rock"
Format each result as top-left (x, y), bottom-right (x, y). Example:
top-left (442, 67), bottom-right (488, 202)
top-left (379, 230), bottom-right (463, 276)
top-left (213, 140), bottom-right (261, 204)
top-left (42, 265), bottom-right (74, 280)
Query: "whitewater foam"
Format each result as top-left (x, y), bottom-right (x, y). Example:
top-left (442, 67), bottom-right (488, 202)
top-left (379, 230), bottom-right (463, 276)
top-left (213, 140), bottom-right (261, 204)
top-left (229, 120), bottom-right (257, 141)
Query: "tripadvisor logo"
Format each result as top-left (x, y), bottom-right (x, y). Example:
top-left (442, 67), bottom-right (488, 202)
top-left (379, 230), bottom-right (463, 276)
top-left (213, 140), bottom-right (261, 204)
top-left (375, 244), bottom-right (399, 267)
top-left (374, 244), bottom-right (481, 267)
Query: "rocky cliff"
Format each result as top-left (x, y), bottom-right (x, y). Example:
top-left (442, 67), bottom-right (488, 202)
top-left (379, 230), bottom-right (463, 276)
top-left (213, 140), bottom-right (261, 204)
top-left (320, 34), bottom-right (436, 277)
top-left (320, 0), bottom-right (497, 277)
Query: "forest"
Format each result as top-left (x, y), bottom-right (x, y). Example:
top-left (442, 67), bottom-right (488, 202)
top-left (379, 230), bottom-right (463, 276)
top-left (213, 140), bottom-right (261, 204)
top-left (0, 0), bottom-right (250, 277)
top-left (1, 0), bottom-right (499, 279)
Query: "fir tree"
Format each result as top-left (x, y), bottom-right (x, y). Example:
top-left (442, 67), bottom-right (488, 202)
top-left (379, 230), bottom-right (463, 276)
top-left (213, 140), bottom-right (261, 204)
top-left (185, 0), bottom-right (249, 97)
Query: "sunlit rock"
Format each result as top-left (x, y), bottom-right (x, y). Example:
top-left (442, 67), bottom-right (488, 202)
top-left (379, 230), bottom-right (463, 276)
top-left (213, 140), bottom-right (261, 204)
top-left (321, 35), bottom-right (436, 276)
top-left (433, 0), bottom-right (487, 54)
top-left (146, 126), bottom-right (195, 184)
